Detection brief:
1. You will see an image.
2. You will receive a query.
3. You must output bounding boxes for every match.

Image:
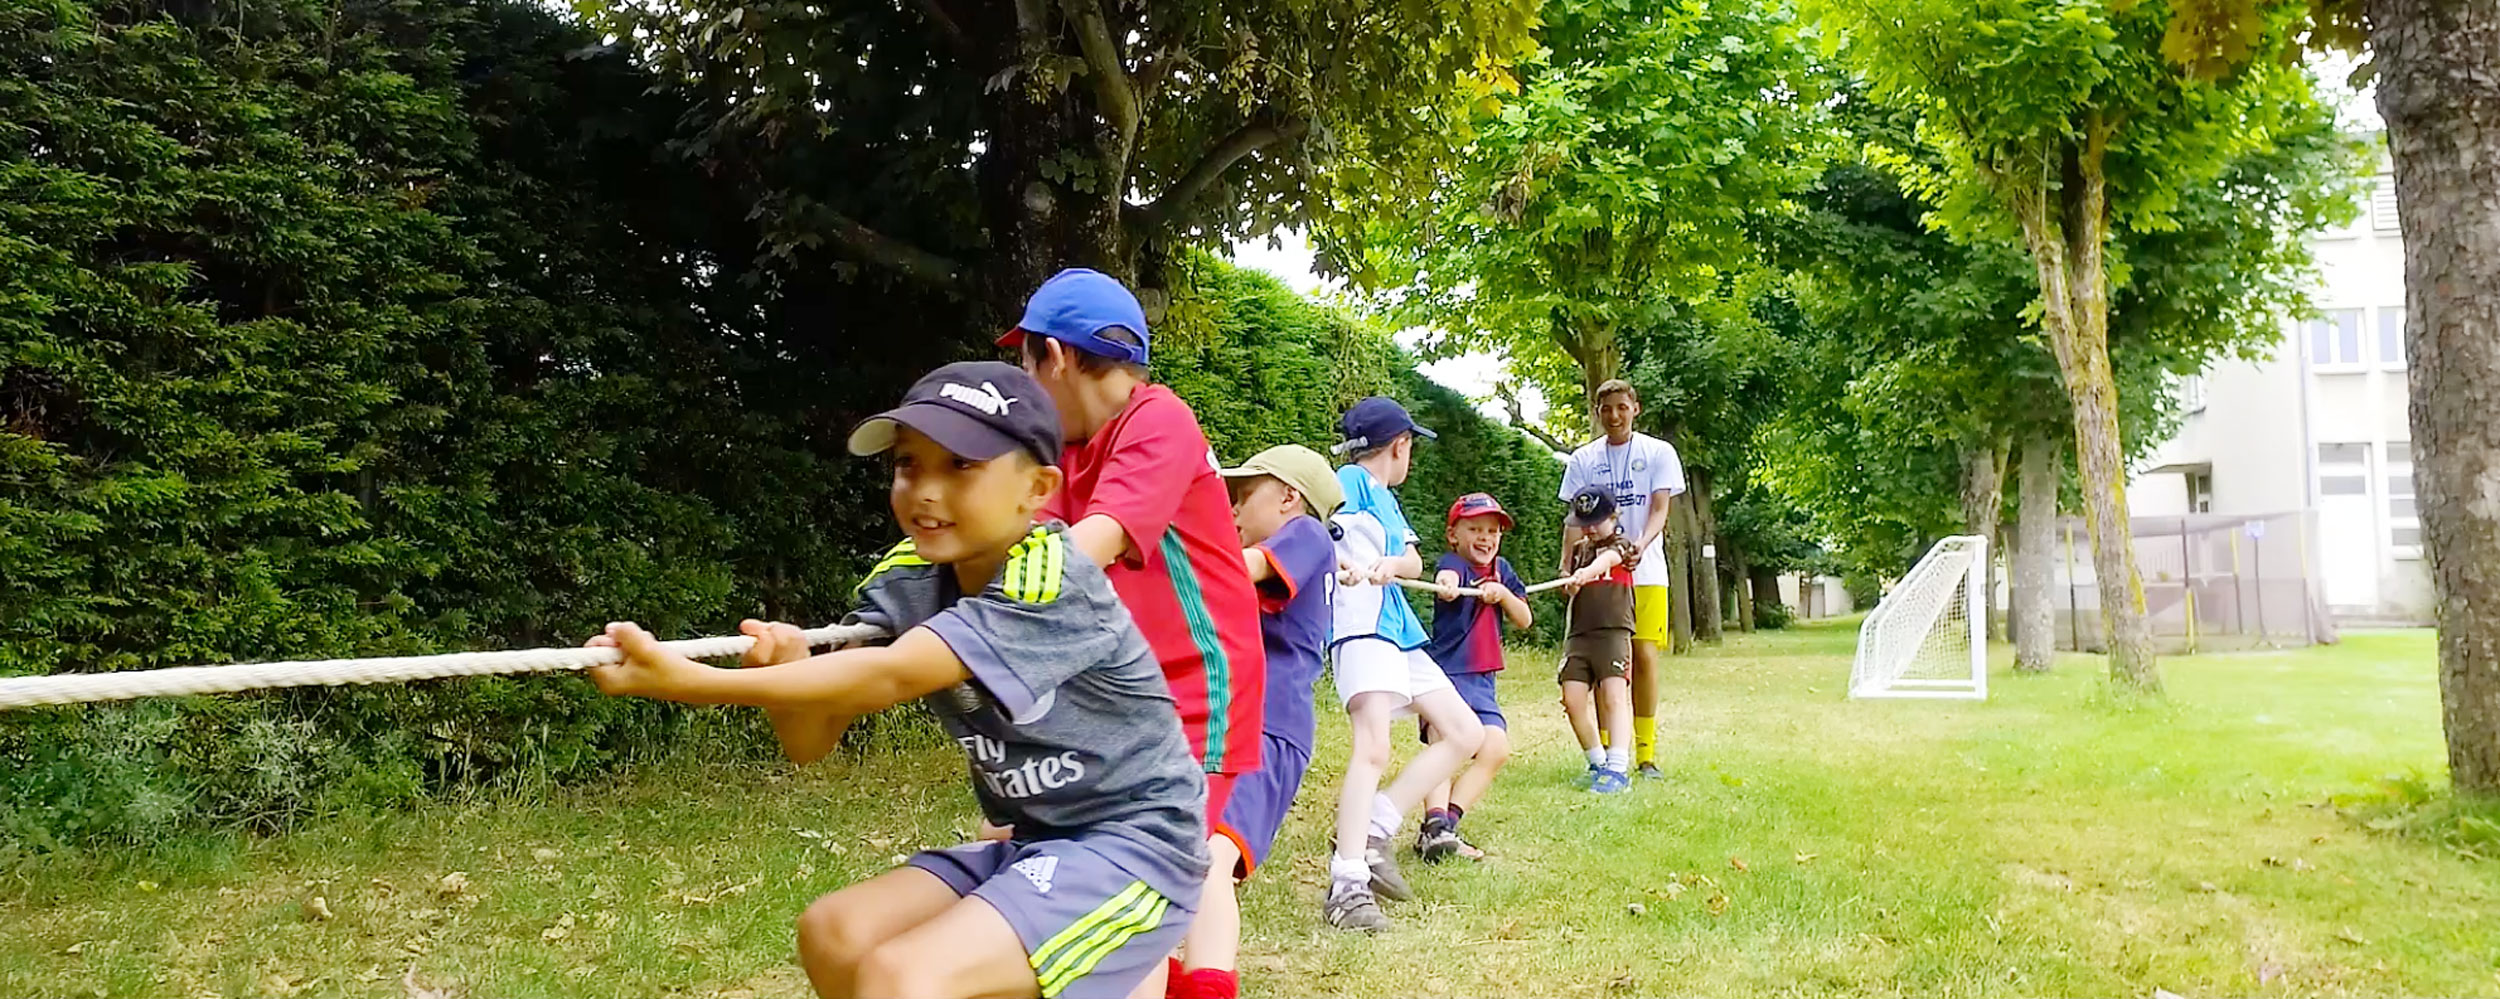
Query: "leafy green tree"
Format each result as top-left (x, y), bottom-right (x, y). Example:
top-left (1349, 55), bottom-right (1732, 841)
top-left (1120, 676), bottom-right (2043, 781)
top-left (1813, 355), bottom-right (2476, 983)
top-left (1809, 0), bottom-right (2344, 690)
top-left (1340, 0), bottom-right (1830, 402)
top-left (1332, 0), bottom-right (1833, 650)
top-left (574, 0), bottom-right (1536, 322)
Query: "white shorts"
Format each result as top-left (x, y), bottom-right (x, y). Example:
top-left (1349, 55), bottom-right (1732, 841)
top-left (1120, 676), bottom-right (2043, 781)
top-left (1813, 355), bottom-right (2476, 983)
top-left (1331, 638), bottom-right (1453, 712)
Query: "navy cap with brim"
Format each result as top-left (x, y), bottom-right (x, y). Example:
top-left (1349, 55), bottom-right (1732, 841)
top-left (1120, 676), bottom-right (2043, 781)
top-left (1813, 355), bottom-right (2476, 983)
top-left (1565, 486), bottom-right (1617, 527)
top-left (848, 402), bottom-right (1028, 463)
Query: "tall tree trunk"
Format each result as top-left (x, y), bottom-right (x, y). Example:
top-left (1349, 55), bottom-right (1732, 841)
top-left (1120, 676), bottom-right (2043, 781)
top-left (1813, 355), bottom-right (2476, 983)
top-left (1689, 467), bottom-right (1724, 643)
top-left (1958, 437), bottom-right (2008, 643)
top-left (1729, 546), bottom-right (1755, 634)
top-left (1665, 497), bottom-right (1697, 654)
top-left (974, 16), bottom-right (1134, 321)
top-left (1750, 565), bottom-right (1783, 625)
top-left (2002, 119), bottom-right (2160, 691)
top-left (2014, 431), bottom-right (2061, 673)
top-left (2370, 0), bottom-right (2500, 794)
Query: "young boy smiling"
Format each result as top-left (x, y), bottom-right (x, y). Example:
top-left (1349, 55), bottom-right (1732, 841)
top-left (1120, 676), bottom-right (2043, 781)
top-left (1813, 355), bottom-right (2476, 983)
top-left (586, 362), bottom-right (1207, 999)
top-left (1417, 493), bottom-right (1532, 862)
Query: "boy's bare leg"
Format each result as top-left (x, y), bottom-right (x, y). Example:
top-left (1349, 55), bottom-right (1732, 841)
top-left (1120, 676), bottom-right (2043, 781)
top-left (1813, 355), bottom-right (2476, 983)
top-left (1447, 725), bottom-right (1511, 811)
top-left (796, 867), bottom-right (964, 999)
top-left (1380, 689), bottom-right (1483, 815)
top-left (1601, 676), bottom-right (1634, 767)
top-left (852, 894), bottom-right (1046, 999)
top-left (1631, 638), bottom-right (1659, 731)
top-left (1561, 681), bottom-right (1599, 752)
top-left (1178, 836), bottom-right (1243, 974)
top-left (1421, 720), bottom-right (1456, 814)
top-left (1332, 693), bottom-right (1401, 864)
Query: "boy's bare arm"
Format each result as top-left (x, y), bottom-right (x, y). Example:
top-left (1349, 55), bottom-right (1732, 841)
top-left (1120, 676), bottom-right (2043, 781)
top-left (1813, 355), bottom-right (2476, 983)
top-left (1638, 490), bottom-right (1673, 554)
top-left (1497, 585), bottom-right (1533, 629)
top-left (1243, 546), bottom-right (1277, 583)
top-left (589, 623), bottom-right (970, 719)
top-left (1068, 513), bottom-right (1135, 568)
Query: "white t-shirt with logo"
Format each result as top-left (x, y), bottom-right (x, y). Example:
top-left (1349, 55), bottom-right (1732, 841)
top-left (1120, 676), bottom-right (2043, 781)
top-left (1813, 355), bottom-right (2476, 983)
top-left (1559, 433), bottom-right (1687, 588)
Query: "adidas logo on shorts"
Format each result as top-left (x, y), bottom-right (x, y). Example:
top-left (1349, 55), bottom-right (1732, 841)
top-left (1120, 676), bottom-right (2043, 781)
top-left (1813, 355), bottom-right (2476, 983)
top-left (1011, 855), bottom-right (1058, 894)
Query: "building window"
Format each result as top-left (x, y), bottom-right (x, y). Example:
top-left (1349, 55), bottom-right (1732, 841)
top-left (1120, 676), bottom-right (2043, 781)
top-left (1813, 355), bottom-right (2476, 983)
top-left (2371, 175), bottom-right (2401, 232)
top-left (2380, 307), bottom-right (2407, 368)
top-left (2186, 471), bottom-right (2213, 513)
top-left (2318, 443), bottom-right (2369, 464)
top-left (2309, 309), bottom-right (2365, 369)
top-left (2178, 373), bottom-right (2208, 412)
top-left (2388, 444), bottom-right (2422, 560)
top-left (2320, 475), bottom-right (2368, 496)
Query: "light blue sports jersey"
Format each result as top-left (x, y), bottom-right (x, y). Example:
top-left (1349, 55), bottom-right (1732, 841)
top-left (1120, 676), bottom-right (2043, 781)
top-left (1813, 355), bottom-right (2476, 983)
top-left (1329, 464), bottom-right (1428, 650)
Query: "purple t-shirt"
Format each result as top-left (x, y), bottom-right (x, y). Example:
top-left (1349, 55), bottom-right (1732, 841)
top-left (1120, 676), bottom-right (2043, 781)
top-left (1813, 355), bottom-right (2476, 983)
top-left (1252, 515), bottom-right (1337, 754)
top-left (1425, 554), bottom-right (1526, 675)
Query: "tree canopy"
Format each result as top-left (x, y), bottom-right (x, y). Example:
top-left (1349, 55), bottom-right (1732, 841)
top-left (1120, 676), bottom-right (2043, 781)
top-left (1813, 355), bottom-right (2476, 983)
top-left (576, 0), bottom-right (1538, 320)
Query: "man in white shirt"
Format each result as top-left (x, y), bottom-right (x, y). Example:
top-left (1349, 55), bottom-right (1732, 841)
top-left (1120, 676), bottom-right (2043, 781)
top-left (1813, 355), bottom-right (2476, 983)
top-left (1555, 379), bottom-right (1685, 780)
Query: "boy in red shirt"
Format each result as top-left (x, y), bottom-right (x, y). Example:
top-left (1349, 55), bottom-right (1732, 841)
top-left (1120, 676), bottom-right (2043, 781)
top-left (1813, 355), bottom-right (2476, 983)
top-left (1002, 268), bottom-right (1268, 831)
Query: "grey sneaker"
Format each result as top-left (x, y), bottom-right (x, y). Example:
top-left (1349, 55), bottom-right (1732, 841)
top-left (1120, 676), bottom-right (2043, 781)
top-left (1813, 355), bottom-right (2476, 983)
top-left (1364, 835), bottom-right (1415, 901)
top-left (1637, 761), bottom-right (1666, 781)
top-left (1416, 816), bottom-right (1461, 864)
top-left (1325, 880), bottom-right (1390, 932)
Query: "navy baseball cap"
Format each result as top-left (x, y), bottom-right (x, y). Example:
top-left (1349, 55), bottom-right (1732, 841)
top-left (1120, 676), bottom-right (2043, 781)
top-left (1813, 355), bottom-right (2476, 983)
top-left (1333, 396), bottom-right (1436, 455)
top-left (847, 361), bottom-right (1063, 466)
top-left (1566, 485), bottom-right (1618, 527)
top-left (995, 268), bottom-right (1152, 367)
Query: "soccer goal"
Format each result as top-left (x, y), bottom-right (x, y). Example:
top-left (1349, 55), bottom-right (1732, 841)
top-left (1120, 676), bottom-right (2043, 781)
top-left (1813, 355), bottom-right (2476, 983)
top-left (1849, 535), bottom-right (1988, 700)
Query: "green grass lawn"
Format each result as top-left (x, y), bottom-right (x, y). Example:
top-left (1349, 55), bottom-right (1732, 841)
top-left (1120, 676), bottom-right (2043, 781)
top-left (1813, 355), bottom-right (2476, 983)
top-left (4, 623), bottom-right (2493, 998)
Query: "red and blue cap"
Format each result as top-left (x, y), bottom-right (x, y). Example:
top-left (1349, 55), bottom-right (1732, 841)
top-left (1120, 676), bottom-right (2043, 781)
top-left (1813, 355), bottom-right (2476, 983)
top-left (995, 268), bottom-right (1152, 367)
top-left (1446, 492), bottom-right (1514, 530)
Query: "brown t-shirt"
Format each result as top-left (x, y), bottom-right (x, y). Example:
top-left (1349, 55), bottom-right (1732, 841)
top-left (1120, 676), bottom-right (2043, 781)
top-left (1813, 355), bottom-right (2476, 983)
top-left (1565, 532), bottom-right (1642, 636)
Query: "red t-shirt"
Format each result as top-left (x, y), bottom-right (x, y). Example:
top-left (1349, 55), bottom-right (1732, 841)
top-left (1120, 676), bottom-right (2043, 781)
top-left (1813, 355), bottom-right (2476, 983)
top-left (1041, 384), bottom-right (1266, 777)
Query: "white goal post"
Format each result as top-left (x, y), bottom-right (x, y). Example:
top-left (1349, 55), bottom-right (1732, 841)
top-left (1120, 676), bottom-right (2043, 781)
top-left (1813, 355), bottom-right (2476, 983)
top-left (1849, 535), bottom-right (1988, 700)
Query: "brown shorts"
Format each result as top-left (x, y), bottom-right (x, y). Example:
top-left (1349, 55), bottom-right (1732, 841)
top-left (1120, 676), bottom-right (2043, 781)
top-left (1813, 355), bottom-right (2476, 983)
top-left (1558, 629), bottom-right (1632, 686)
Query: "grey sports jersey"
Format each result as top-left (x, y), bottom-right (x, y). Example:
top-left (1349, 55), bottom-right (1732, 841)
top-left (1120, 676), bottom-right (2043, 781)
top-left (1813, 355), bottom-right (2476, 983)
top-left (845, 522), bottom-right (1210, 900)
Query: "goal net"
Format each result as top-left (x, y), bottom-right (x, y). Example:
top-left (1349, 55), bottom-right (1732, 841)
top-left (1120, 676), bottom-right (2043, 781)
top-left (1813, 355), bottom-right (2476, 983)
top-left (1850, 535), bottom-right (1987, 700)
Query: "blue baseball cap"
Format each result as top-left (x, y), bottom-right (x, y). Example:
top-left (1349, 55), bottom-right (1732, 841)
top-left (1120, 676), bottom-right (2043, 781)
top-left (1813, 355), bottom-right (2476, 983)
top-left (1333, 396), bottom-right (1436, 455)
top-left (996, 268), bottom-right (1151, 367)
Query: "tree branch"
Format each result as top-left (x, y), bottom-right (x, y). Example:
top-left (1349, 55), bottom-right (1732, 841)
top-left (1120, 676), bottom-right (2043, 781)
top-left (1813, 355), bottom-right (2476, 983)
top-left (908, 0), bottom-right (971, 54)
top-left (1495, 380), bottom-right (1573, 454)
top-left (1058, 0), bottom-right (1139, 160)
top-left (1134, 116), bottom-right (1310, 234)
top-left (821, 208), bottom-right (964, 290)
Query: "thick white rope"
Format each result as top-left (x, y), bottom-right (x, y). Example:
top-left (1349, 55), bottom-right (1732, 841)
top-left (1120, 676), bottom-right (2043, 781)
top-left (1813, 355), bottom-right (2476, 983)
top-left (3, 573), bottom-right (1578, 710)
top-left (1390, 576), bottom-right (1574, 599)
top-left (0, 623), bottom-right (888, 710)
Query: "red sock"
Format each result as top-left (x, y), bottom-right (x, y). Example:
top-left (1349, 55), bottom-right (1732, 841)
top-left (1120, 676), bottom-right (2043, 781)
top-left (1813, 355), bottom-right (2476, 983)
top-left (1174, 968), bottom-right (1239, 999)
top-left (1162, 957), bottom-right (1187, 999)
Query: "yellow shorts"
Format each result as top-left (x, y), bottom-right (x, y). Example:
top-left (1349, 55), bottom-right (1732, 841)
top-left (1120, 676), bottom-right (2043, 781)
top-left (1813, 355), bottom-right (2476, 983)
top-left (1634, 585), bottom-right (1669, 643)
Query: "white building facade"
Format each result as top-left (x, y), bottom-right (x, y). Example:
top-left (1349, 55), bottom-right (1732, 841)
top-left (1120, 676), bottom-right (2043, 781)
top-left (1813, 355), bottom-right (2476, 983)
top-left (2128, 158), bottom-right (2431, 624)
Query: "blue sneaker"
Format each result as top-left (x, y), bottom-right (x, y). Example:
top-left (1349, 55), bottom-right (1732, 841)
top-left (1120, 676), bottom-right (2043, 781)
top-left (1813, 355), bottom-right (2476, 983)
top-left (1576, 762), bottom-right (1601, 788)
top-left (1592, 768), bottom-right (1631, 794)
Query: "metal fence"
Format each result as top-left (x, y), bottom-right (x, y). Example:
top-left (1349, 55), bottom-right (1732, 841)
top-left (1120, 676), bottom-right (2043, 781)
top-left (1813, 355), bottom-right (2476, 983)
top-left (2051, 511), bottom-right (2339, 653)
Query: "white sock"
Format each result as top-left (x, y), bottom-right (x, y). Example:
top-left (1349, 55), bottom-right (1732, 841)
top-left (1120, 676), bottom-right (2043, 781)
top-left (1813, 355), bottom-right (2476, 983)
top-left (1330, 855), bottom-right (1370, 886)
top-left (1605, 747), bottom-right (1630, 773)
top-left (1586, 747), bottom-right (1607, 767)
top-left (1367, 793), bottom-right (1401, 840)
